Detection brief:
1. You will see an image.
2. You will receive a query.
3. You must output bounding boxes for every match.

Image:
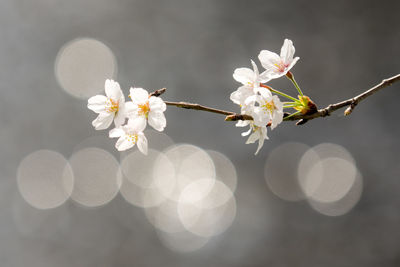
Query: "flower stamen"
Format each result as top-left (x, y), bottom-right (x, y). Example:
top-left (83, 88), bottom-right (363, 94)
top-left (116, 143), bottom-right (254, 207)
top-left (105, 98), bottom-right (119, 113)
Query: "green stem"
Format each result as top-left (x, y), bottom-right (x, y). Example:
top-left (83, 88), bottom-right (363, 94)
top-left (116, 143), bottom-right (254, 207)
top-left (287, 73), bottom-right (304, 96)
top-left (269, 88), bottom-right (299, 102)
top-left (283, 110), bottom-right (301, 120)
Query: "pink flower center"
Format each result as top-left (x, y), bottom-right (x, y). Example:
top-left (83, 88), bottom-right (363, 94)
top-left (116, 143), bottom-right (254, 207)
top-left (274, 61), bottom-right (288, 73)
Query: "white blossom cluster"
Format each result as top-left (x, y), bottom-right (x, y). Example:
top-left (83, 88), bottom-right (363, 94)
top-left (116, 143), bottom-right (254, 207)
top-left (88, 80), bottom-right (166, 154)
top-left (230, 39), bottom-right (299, 154)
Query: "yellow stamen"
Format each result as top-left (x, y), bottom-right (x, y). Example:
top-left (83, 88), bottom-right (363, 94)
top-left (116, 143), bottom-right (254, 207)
top-left (138, 101), bottom-right (150, 118)
top-left (105, 98), bottom-right (119, 113)
top-left (126, 134), bottom-right (138, 144)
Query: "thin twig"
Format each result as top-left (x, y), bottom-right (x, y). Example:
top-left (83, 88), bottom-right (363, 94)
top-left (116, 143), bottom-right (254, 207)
top-left (283, 74), bottom-right (400, 124)
top-left (150, 74), bottom-right (400, 124)
top-left (164, 101), bottom-right (254, 121)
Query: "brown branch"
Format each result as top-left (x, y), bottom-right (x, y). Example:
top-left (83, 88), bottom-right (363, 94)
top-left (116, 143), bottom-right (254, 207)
top-left (164, 101), bottom-right (254, 121)
top-left (283, 74), bottom-right (400, 125)
top-left (150, 74), bottom-right (400, 124)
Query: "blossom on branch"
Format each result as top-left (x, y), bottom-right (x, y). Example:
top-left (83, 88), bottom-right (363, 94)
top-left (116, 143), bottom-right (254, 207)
top-left (230, 60), bottom-right (270, 106)
top-left (87, 79), bottom-right (126, 130)
top-left (245, 89), bottom-right (284, 130)
top-left (236, 120), bottom-right (269, 155)
top-left (258, 39), bottom-right (299, 79)
top-left (109, 118), bottom-right (148, 154)
top-left (126, 88), bottom-right (167, 132)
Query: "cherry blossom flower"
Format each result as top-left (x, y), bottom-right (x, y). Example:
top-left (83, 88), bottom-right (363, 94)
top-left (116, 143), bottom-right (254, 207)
top-left (258, 39), bottom-right (300, 79)
top-left (126, 88), bottom-right (166, 132)
top-left (230, 60), bottom-right (270, 106)
top-left (87, 79), bottom-right (126, 130)
top-left (109, 118), bottom-right (148, 154)
top-left (245, 89), bottom-right (284, 130)
top-left (236, 120), bottom-right (269, 155)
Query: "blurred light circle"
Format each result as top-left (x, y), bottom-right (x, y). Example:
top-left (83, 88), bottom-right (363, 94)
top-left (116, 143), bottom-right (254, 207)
top-left (309, 143), bottom-right (355, 164)
top-left (55, 38), bottom-right (117, 99)
top-left (157, 230), bottom-right (210, 253)
top-left (308, 172), bottom-right (363, 216)
top-left (69, 147), bottom-right (120, 207)
top-left (17, 150), bottom-right (73, 209)
top-left (178, 180), bottom-right (236, 237)
top-left (297, 147), bottom-right (322, 198)
top-left (162, 144), bottom-right (216, 201)
top-left (207, 150), bottom-right (237, 192)
top-left (306, 157), bottom-right (357, 203)
top-left (264, 142), bottom-right (310, 201)
top-left (119, 130), bottom-right (174, 162)
top-left (119, 149), bottom-right (173, 208)
top-left (144, 200), bottom-right (186, 233)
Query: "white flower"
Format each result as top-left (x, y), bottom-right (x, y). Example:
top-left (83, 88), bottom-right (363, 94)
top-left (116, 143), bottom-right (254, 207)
top-left (245, 89), bottom-right (284, 129)
top-left (230, 60), bottom-right (270, 106)
top-left (258, 39), bottom-right (300, 79)
top-left (87, 79), bottom-right (126, 130)
top-left (109, 118), bottom-right (148, 154)
top-left (236, 120), bottom-right (269, 155)
top-left (125, 88), bottom-right (166, 132)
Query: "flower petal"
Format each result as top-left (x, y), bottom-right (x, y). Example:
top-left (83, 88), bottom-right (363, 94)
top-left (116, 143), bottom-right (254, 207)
top-left (105, 79), bottom-right (122, 100)
top-left (230, 85), bottom-right (253, 106)
top-left (87, 95), bottom-right (107, 113)
top-left (258, 50), bottom-right (281, 71)
top-left (92, 113), bottom-right (114, 130)
top-left (115, 136), bottom-right (134, 151)
top-left (109, 127), bottom-right (125, 138)
top-left (128, 117), bottom-right (147, 132)
top-left (233, 67), bottom-right (254, 85)
top-left (280, 39), bottom-right (295, 65)
top-left (149, 96), bottom-right (167, 112)
top-left (148, 111), bottom-right (166, 132)
top-left (113, 107), bottom-right (126, 127)
top-left (137, 133), bottom-right (148, 155)
top-left (129, 88), bottom-right (149, 104)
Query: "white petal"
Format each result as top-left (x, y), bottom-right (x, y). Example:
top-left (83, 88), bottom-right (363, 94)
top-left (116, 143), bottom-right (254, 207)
top-left (286, 57), bottom-right (300, 73)
top-left (258, 70), bottom-right (272, 83)
top-left (92, 113), bottom-right (114, 130)
top-left (128, 117), bottom-right (147, 132)
top-left (109, 128), bottom-right (125, 138)
top-left (105, 79), bottom-right (122, 100)
top-left (258, 50), bottom-right (281, 70)
top-left (125, 101), bottom-right (139, 118)
top-left (250, 60), bottom-right (259, 78)
top-left (137, 133), bottom-right (148, 155)
top-left (148, 111), bottom-right (166, 132)
top-left (115, 136), bottom-right (134, 151)
top-left (254, 137), bottom-right (265, 155)
top-left (255, 87), bottom-right (272, 98)
top-left (280, 39), bottom-right (295, 65)
top-left (113, 106), bottom-right (126, 127)
top-left (233, 68), bottom-right (254, 85)
top-left (129, 88), bottom-right (149, 104)
top-left (246, 131), bottom-right (258, 144)
top-left (149, 96), bottom-right (167, 112)
top-left (236, 120), bottom-right (249, 128)
top-left (241, 126), bottom-right (252, 136)
top-left (87, 95), bottom-right (107, 113)
top-left (230, 86), bottom-right (253, 106)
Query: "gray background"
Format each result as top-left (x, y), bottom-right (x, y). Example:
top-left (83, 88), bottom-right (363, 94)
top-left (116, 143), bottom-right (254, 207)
top-left (1, 0), bottom-right (400, 266)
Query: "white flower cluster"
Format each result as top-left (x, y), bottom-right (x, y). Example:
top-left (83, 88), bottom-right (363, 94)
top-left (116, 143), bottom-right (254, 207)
top-left (230, 39), bottom-right (299, 154)
top-left (88, 80), bottom-right (166, 154)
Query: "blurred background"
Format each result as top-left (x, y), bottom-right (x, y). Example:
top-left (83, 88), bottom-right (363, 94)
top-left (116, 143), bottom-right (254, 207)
top-left (1, 0), bottom-right (400, 266)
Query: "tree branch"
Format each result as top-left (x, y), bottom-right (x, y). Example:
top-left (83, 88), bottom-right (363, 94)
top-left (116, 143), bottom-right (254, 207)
top-left (151, 74), bottom-right (400, 125)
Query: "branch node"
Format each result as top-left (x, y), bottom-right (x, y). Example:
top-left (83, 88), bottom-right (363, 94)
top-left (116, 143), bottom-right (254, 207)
top-left (149, 88), bottom-right (166, 97)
